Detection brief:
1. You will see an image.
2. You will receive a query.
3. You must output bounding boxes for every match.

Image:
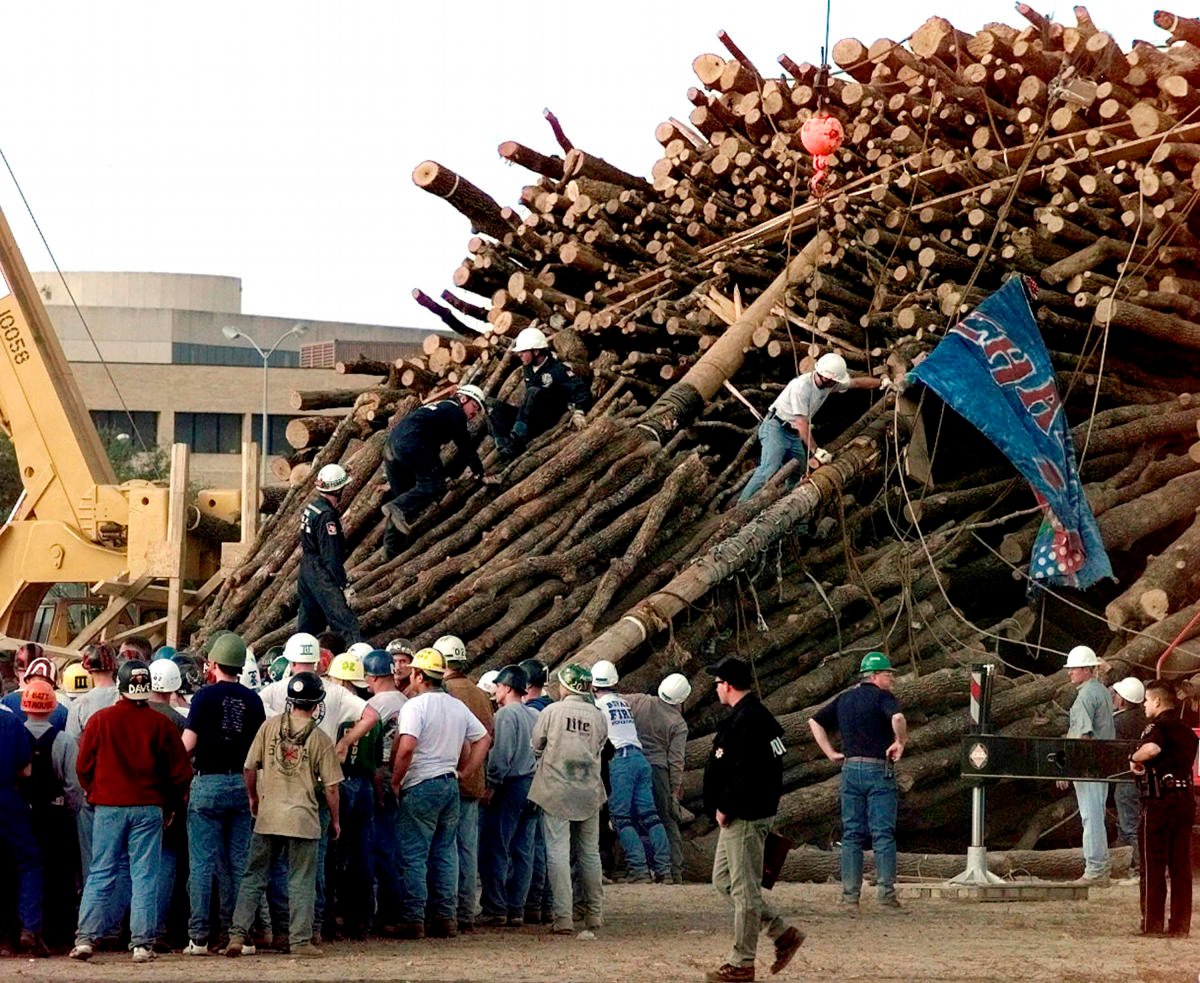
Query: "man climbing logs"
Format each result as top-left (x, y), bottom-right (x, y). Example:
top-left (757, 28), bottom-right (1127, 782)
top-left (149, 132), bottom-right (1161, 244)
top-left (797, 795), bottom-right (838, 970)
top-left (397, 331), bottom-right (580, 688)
top-left (298, 464), bottom-right (360, 643)
top-left (487, 327), bottom-right (590, 459)
top-left (381, 385), bottom-right (498, 560)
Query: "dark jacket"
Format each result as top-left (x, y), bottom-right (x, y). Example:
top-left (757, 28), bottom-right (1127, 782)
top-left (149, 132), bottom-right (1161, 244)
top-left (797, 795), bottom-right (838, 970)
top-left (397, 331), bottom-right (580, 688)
top-left (702, 693), bottom-right (785, 822)
top-left (300, 495), bottom-right (349, 588)
top-left (388, 399), bottom-right (483, 478)
top-left (515, 354), bottom-right (590, 438)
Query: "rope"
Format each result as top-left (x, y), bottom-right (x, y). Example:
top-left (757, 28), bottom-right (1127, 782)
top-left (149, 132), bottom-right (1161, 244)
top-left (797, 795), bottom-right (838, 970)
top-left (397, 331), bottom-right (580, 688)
top-left (0, 144), bottom-right (148, 450)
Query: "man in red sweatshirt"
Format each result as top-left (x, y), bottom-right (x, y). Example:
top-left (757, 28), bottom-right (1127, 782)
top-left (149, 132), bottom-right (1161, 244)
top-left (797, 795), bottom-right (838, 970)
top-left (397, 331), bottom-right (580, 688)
top-left (70, 660), bottom-right (192, 964)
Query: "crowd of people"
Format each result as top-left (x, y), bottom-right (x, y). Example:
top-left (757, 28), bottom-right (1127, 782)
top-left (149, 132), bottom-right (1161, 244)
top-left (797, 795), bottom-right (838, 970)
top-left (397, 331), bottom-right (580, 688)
top-left (0, 632), bottom-right (697, 964)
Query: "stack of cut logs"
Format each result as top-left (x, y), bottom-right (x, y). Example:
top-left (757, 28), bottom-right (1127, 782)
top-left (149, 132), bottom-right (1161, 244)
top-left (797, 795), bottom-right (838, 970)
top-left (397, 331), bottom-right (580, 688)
top-left (201, 8), bottom-right (1200, 876)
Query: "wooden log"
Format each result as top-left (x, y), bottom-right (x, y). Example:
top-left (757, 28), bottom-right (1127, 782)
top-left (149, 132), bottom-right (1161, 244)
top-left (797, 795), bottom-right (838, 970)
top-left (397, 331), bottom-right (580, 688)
top-left (497, 140), bottom-right (564, 179)
top-left (1105, 510), bottom-right (1200, 630)
top-left (411, 160), bottom-right (511, 241)
top-left (285, 415), bottom-right (342, 451)
top-left (288, 388), bottom-right (369, 412)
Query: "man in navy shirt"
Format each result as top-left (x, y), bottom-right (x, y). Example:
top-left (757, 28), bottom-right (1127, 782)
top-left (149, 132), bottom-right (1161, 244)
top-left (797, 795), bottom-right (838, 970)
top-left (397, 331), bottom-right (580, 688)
top-left (808, 652), bottom-right (908, 909)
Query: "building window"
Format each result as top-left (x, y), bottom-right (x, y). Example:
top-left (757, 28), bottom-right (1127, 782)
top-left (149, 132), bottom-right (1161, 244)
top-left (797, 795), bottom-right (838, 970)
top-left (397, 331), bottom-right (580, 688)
top-left (174, 412), bottom-right (242, 454)
top-left (172, 342), bottom-right (300, 367)
top-left (249, 415), bottom-right (297, 455)
top-left (91, 410), bottom-right (158, 447)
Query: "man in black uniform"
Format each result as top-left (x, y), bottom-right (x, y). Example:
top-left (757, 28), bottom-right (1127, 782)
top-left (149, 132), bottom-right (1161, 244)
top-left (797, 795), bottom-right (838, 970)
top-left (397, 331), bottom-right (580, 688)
top-left (1130, 679), bottom-right (1199, 938)
top-left (488, 327), bottom-right (590, 458)
top-left (702, 656), bottom-right (803, 983)
top-left (381, 385), bottom-right (495, 559)
top-left (297, 463), bottom-right (359, 642)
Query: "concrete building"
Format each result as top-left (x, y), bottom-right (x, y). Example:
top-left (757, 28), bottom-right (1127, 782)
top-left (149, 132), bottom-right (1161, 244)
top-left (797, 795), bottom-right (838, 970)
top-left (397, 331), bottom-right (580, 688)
top-left (32, 271), bottom-right (423, 486)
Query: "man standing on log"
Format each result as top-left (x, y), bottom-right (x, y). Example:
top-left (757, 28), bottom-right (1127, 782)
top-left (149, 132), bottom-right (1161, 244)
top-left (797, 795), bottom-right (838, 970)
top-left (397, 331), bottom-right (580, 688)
top-left (702, 656), bottom-right (802, 983)
top-left (808, 651), bottom-right (906, 910)
top-left (1056, 645), bottom-right (1115, 886)
top-left (737, 352), bottom-right (887, 504)
top-left (1111, 677), bottom-right (1146, 879)
top-left (1129, 679), bottom-right (1198, 938)
top-left (487, 327), bottom-right (590, 459)
top-left (380, 385), bottom-right (497, 559)
top-left (297, 464), bottom-right (359, 643)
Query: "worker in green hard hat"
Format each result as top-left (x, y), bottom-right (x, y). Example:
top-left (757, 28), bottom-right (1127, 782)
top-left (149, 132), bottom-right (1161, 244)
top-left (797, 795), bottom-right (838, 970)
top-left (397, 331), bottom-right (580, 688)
top-left (807, 651), bottom-right (908, 911)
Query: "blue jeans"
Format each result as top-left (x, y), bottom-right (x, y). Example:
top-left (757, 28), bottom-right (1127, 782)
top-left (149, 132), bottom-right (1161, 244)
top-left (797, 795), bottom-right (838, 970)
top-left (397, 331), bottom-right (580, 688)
top-left (1074, 780), bottom-right (1110, 879)
top-left (455, 797), bottom-right (480, 923)
top-left (396, 775), bottom-right (460, 923)
top-left (77, 801), bottom-right (132, 936)
top-left (609, 750), bottom-right (670, 877)
top-left (839, 760), bottom-right (898, 900)
top-left (1114, 781), bottom-right (1140, 870)
top-left (526, 813), bottom-right (551, 914)
top-left (738, 416), bottom-right (806, 503)
top-left (373, 790), bottom-right (402, 926)
top-left (154, 840), bottom-right (177, 941)
top-left (0, 790), bottom-right (43, 934)
top-left (479, 774), bottom-right (537, 917)
top-left (186, 773), bottom-right (253, 944)
top-left (338, 775), bottom-right (376, 932)
top-left (313, 800), bottom-right (331, 937)
top-left (76, 804), bottom-right (162, 948)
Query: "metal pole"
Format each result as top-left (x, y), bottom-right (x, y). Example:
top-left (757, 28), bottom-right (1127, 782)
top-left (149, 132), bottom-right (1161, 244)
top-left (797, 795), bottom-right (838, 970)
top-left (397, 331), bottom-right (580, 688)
top-left (950, 663), bottom-right (1004, 886)
top-left (260, 352), bottom-right (269, 487)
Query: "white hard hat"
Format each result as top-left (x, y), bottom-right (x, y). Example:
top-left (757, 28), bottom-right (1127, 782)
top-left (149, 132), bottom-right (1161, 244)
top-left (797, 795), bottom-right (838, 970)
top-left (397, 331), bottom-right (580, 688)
top-left (433, 634), bottom-right (468, 665)
top-left (478, 669), bottom-right (500, 696)
top-left (1113, 677), bottom-right (1145, 704)
top-left (513, 327), bottom-right (549, 353)
top-left (239, 651), bottom-right (262, 691)
top-left (347, 642), bottom-right (374, 659)
top-left (149, 658), bottom-right (182, 693)
top-left (1064, 645), bottom-right (1099, 669)
top-left (658, 672), bottom-right (692, 706)
top-left (283, 631), bottom-right (321, 664)
top-left (456, 384), bottom-right (486, 409)
top-left (591, 659), bottom-right (619, 688)
top-left (315, 463), bottom-right (350, 493)
top-left (814, 352), bottom-right (850, 385)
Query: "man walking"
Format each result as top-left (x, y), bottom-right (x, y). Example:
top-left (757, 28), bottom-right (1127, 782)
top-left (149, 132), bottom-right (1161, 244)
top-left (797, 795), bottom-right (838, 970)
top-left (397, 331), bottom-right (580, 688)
top-left (808, 652), bottom-right (907, 909)
top-left (1056, 645), bottom-right (1115, 885)
top-left (70, 660), bottom-right (192, 963)
top-left (226, 671), bottom-right (342, 958)
top-left (390, 648), bottom-right (490, 939)
top-left (704, 657), bottom-right (802, 983)
top-left (528, 664), bottom-right (607, 937)
top-left (298, 463), bottom-right (360, 641)
top-left (181, 633), bottom-right (265, 955)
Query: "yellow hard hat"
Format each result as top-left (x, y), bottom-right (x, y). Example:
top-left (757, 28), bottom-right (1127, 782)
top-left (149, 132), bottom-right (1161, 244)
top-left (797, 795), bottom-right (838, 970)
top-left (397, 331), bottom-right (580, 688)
top-left (411, 647), bottom-right (446, 678)
top-left (326, 653), bottom-right (365, 682)
top-left (61, 662), bottom-right (93, 696)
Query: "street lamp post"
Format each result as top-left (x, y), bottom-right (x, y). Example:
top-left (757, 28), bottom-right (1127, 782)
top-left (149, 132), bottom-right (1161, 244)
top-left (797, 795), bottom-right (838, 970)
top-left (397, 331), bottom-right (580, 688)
top-left (221, 323), bottom-right (308, 485)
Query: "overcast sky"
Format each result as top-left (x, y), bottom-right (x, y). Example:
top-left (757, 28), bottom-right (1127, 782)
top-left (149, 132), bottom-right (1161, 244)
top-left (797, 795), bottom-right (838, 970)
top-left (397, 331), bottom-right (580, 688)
top-left (0, 1), bottom-right (1156, 333)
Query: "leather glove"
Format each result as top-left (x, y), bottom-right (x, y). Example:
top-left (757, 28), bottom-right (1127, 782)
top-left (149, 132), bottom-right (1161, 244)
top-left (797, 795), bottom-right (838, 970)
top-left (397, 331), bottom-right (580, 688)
top-left (812, 447), bottom-right (833, 466)
top-left (571, 409), bottom-right (588, 430)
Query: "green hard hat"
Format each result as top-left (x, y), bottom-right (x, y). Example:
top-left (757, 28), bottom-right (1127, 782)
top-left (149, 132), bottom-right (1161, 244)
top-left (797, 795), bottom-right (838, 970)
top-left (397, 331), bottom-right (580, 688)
top-left (859, 652), bottom-right (894, 674)
top-left (201, 629), bottom-right (233, 657)
top-left (557, 663), bottom-right (593, 695)
top-left (209, 632), bottom-right (248, 669)
top-left (268, 654), bottom-right (290, 682)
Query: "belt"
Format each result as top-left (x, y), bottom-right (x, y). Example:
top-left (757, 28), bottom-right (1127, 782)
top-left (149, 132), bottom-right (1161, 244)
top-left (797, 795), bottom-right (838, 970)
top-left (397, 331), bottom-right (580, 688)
top-left (195, 769), bottom-right (240, 776)
top-left (613, 746), bottom-right (642, 757)
top-left (844, 756), bottom-right (886, 763)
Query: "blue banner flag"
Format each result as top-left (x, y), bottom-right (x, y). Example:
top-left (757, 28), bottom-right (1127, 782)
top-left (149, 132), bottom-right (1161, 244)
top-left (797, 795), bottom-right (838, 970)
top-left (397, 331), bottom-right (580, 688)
top-left (910, 277), bottom-right (1111, 591)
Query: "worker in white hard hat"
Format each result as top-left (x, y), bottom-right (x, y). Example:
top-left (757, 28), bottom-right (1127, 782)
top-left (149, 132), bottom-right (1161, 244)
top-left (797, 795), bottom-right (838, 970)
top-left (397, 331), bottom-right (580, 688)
top-left (738, 351), bottom-right (890, 504)
top-left (1057, 645), bottom-right (1115, 884)
top-left (297, 463), bottom-right (360, 642)
top-left (1111, 676), bottom-right (1146, 877)
top-left (624, 673), bottom-right (692, 884)
top-left (380, 386), bottom-right (499, 560)
top-left (487, 326), bottom-right (591, 460)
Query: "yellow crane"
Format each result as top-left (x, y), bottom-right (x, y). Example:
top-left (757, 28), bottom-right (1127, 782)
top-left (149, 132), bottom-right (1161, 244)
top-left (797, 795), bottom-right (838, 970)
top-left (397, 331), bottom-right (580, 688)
top-left (0, 202), bottom-right (256, 654)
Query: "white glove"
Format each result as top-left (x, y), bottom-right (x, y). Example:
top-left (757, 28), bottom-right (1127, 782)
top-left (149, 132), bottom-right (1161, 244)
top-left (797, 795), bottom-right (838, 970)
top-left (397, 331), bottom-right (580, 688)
top-left (879, 376), bottom-right (894, 391)
top-left (812, 447), bottom-right (833, 466)
top-left (571, 409), bottom-right (588, 431)
top-left (344, 587), bottom-right (356, 603)
top-left (880, 375), bottom-right (908, 395)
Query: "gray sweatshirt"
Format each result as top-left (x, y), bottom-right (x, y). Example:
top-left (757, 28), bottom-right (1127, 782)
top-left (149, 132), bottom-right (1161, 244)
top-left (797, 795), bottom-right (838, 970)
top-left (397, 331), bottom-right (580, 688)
top-left (487, 701), bottom-right (538, 786)
top-left (528, 695), bottom-right (607, 820)
top-left (626, 692), bottom-right (688, 790)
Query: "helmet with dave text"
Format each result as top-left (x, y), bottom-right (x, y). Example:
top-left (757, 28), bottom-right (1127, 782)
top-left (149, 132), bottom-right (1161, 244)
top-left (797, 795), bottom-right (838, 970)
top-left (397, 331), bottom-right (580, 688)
top-left (117, 659), bottom-right (153, 701)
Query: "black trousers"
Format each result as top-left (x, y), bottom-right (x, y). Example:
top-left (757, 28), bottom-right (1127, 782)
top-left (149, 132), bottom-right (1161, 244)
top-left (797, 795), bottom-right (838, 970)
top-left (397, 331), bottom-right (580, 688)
top-left (1139, 790), bottom-right (1194, 935)
top-left (297, 568), bottom-right (359, 642)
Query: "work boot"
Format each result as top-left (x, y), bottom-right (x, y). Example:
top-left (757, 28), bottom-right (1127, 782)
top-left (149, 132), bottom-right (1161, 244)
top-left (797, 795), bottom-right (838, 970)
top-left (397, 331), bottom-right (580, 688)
top-left (381, 502), bottom-right (412, 536)
top-left (18, 930), bottom-right (49, 958)
top-left (771, 926), bottom-right (804, 975)
top-left (289, 942), bottom-right (323, 957)
top-left (224, 937), bottom-right (245, 958)
top-left (705, 964), bottom-right (755, 982)
top-left (426, 918), bottom-right (457, 939)
top-left (394, 922), bottom-right (425, 940)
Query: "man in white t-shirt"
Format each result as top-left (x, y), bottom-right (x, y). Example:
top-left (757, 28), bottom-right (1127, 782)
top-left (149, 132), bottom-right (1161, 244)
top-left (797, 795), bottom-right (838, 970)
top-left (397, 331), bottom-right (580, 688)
top-left (390, 648), bottom-right (490, 940)
top-left (738, 352), bottom-right (886, 503)
top-left (363, 649), bottom-right (408, 934)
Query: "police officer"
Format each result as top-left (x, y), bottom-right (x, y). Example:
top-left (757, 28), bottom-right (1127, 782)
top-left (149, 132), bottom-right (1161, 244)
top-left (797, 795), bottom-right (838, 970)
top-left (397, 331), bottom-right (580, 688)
top-left (1130, 679), bottom-right (1199, 938)
top-left (488, 327), bottom-right (590, 458)
top-left (381, 386), bottom-right (497, 559)
top-left (298, 464), bottom-right (359, 642)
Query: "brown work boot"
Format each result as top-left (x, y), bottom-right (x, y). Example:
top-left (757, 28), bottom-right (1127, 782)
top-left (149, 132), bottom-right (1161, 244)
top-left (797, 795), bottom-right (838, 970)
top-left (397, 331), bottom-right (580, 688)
top-left (224, 937), bottom-right (245, 958)
top-left (771, 926), bottom-right (804, 975)
top-left (706, 964), bottom-right (755, 982)
top-left (426, 918), bottom-right (457, 938)
top-left (289, 942), bottom-right (323, 957)
top-left (394, 922), bottom-right (425, 940)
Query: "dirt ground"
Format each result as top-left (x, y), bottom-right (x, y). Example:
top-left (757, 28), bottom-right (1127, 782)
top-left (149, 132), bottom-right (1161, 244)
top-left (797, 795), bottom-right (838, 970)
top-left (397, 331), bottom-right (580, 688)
top-left (5, 881), bottom-right (1197, 983)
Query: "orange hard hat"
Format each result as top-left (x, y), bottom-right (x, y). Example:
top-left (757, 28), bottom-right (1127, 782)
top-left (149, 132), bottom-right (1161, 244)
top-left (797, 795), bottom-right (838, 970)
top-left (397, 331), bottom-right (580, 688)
top-left (21, 678), bottom-right (57, 715)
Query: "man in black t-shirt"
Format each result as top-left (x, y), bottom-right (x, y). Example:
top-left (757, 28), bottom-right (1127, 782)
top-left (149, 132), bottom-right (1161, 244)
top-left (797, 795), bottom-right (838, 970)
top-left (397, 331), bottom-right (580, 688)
top-left (809, 652), bottom-right (908, 910)
top-left (181, 634), bottom-right (266, 954)
top-left (1130, 679), bottom-right (1199, 938)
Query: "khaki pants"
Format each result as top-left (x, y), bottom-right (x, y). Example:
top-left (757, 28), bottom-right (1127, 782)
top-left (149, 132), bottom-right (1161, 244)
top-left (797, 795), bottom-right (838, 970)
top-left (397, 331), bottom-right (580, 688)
top-left (712, 817), bottom-right (787, 967)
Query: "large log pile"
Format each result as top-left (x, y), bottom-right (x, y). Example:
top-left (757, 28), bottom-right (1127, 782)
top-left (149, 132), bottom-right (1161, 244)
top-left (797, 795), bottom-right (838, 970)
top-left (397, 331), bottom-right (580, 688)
top-left (201, 8), bottom-right (1200, 863)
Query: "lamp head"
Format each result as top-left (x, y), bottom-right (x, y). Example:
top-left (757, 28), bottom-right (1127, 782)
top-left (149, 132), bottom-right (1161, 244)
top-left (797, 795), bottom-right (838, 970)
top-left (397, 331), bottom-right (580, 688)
top-left (292, 323), bottom-right (309, 338)
top-left (221, 326), bottom-right (241, 340)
